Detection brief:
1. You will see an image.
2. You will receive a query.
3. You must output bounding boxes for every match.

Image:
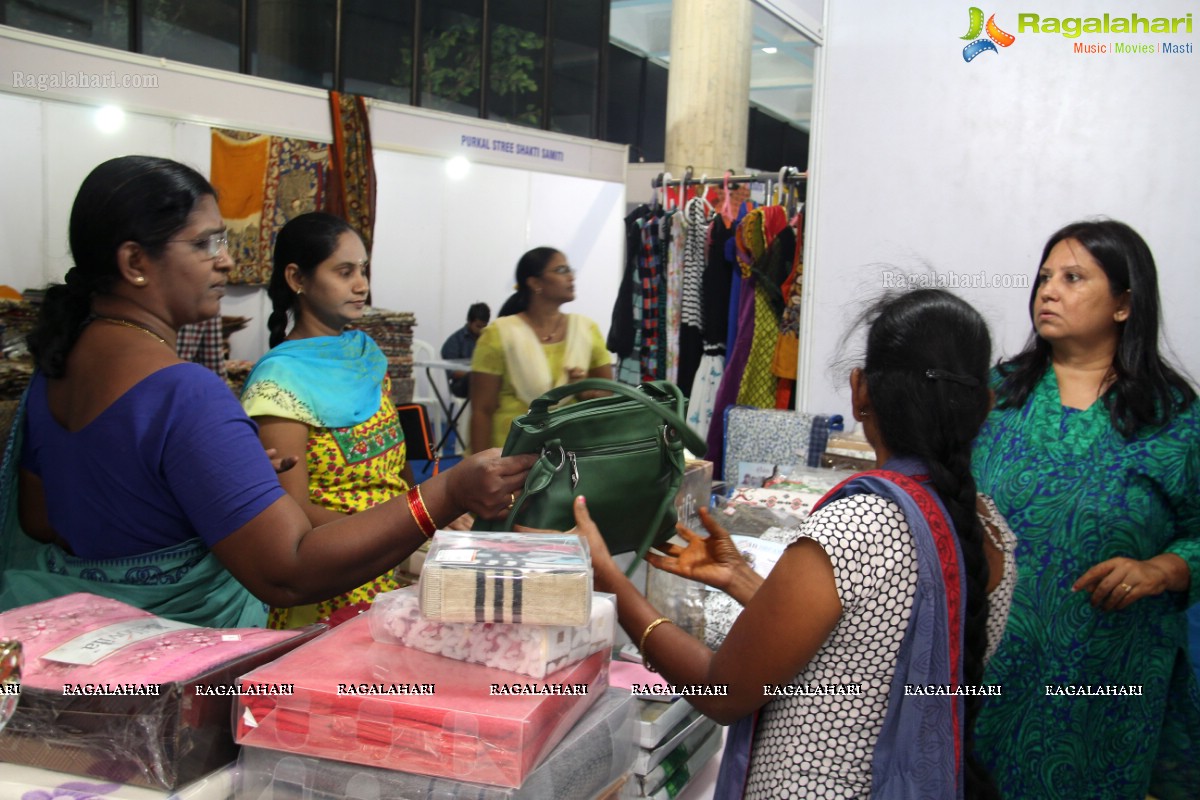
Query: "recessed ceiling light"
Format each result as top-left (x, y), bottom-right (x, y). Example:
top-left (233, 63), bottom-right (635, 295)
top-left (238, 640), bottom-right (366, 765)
top-left (761, 46), bottom-right (778, 54)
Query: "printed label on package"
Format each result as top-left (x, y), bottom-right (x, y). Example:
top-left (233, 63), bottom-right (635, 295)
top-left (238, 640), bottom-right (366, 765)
top-left (434, 548), bottom-right (479, 563)
top-left (42, 618), bottom-right (197, 665)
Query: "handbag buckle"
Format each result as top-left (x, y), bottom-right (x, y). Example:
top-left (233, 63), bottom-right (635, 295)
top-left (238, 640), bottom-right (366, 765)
top-left (661, 425), bottom-right (680, 447)
top-left (541, 444), bottom-right (567, 472)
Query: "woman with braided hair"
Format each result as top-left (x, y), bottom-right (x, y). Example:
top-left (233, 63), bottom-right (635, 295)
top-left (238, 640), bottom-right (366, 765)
top-left (569, 288), bottom-right (1001, 798)
top-left (2, 156), bottom-right (533, 628)
top-left (240, 212), bottom-right (417, 628)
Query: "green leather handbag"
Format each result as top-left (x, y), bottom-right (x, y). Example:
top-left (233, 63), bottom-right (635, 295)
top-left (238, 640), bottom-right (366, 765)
top-left (475, 379), bottom-right (707, 568)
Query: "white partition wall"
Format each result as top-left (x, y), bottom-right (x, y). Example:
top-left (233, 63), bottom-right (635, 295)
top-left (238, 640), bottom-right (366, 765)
top-left (799, 0), bottom-right (1200, 418)
top-left (0, 27), bottom-right (627, 367)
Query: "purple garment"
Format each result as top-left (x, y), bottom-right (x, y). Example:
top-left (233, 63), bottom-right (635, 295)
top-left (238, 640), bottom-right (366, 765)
top-left (705, 271), bottom-right (759, 475)
top-left (21, 364), bottom-right (284, 559)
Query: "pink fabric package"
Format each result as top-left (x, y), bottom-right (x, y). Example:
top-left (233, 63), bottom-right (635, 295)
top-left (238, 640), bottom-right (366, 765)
top-left (235, 614), bottom-right (610, 788)
top-left (0, 593), bottom-right (321, 789)
top-left (368, 588), bottom-right (615, 679)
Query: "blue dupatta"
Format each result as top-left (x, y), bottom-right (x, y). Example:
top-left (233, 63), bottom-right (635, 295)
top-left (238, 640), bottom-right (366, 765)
top-left (240, 330), bottom-right (387, 428)
top-left (715, 457), bottom-right (965, 799)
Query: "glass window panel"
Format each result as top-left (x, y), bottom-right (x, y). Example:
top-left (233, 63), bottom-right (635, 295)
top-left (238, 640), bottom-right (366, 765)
top-left (419, 0), bottom-right (482, 118)
top-left (486, 0), bottom-right (544, 128)
top-left (249, 0), bottom-right (335, 90)
top-left (2, 0), bottom-right (129, 50)
top-left (342, 0), bottom-right (415, 104)
top-left (639, 59), bottom-right (667, 164)
top-left (604, 43), bottom-right (642, 157)
top-left (549, 0), bottom-right (602, 138)
top-left (141, 0), bottom-right (239, 72)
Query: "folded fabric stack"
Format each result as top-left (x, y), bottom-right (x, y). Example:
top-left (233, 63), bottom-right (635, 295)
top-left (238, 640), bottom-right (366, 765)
top-left (369, 585), bottom-right (615, 679)
top-left (626, 700), bottom-right (721, 799)
top-left (237, 687), bottom-right (636, 800)
top-left (0, 593), bottom-right (320, 789)
top-left (420, 531), bottom-right (593, 626)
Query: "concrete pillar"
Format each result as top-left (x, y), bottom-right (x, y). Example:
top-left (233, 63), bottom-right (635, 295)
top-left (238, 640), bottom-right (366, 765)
top-left (664, 0), bottom-right (753, 176)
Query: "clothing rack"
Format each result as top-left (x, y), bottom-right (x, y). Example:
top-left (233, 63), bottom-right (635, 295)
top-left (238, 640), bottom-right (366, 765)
top-left (651, 165), bottom-right (807, 189)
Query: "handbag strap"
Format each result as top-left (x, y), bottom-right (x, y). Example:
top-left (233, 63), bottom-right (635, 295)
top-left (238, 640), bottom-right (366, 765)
top-left (521, 379), bottom-right (707, 456)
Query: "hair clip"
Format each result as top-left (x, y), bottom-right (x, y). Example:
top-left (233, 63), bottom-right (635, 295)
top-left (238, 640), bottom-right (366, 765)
top-left (925, 368), bottom-right (980, 387)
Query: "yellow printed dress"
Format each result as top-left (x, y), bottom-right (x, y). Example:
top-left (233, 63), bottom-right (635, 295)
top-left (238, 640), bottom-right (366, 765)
top-left (270, 378), bottom-right (409, 628)
top-left (240, 330), bottom-right (410, 629)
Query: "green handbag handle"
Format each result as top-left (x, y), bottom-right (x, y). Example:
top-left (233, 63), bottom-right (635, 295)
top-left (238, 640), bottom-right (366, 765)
top-left (518, 378), bottom-right (708, 457)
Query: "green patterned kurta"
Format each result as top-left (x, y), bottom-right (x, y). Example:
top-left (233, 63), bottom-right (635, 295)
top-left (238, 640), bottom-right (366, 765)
top-left (972, 368), bottom-right (1200, 799)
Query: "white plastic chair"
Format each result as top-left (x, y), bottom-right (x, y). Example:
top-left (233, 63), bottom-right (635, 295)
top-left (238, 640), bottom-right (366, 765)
top-left (409, 338), bottom-right (448, 454)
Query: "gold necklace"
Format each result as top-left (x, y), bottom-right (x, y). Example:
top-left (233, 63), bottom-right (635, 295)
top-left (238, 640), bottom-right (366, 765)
top-left (96, 316), bottom-right (169, 345)
top-left (527, 313), bottom-right (563, 342)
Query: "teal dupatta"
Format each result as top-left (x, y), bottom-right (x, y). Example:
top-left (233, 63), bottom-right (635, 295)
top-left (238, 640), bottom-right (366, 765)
top-left (0, 388), bottom-right (267, 628)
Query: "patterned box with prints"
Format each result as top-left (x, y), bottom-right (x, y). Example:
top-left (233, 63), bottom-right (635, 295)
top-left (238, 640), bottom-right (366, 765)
top-left (721, 406), bottom-right (830, 484)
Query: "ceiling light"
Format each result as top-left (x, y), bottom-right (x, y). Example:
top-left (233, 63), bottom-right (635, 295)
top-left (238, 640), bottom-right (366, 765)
top-left (761, 46), bottom-right (778, 54)
top-left (94, 105), bottom-right (125, 133)
top-left (445, 156), bottom-right (470, 180)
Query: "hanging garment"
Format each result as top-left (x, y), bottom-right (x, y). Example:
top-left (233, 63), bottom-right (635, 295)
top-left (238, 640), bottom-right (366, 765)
top-left (736, 206), bottom-right (790, 409)
top-left (685, 353), bottom-right (724, 443)
top-left (608, 205), bottom-right (649, 359)
top-left (701, 214), bottom-right (736, 353)
top-left (326, 91), bottom-right (377, 256)
top-left (664, 212), bottom-right (684, 384)
top-left (637, 209), bottom-right (665, 382)
top-left (773, 212), bottom-right (805, 409)
top-left (677, 197), bottom-right (711, 396)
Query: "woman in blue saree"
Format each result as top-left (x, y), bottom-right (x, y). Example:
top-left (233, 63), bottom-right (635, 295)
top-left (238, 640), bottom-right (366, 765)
top-left (0, 156), bottom-right (534, 628)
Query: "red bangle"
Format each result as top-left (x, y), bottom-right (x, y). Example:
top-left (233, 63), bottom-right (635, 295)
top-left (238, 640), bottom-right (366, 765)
top-left (407, 486), bottom-right (437, 538)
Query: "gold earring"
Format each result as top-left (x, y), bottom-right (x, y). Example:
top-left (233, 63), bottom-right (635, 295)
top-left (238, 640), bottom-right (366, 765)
top-left (134, 276), bottom-right (146, 285)
top-left (296, 288), bottom-right (304, 296)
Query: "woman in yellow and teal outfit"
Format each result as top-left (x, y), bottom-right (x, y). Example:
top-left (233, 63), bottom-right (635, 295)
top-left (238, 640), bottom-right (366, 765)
top-left (242, 212), bottom-right (412, 628)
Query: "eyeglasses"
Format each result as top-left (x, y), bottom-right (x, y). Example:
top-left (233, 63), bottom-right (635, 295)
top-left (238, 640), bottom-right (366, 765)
top-left (169, 232), bottom-right (230, 259)
top-left (548, 264), bottom-right (573, 275)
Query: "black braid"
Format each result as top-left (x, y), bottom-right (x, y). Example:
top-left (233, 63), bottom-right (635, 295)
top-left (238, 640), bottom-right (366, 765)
top-left (862, 288), bottom-right (1000, 800)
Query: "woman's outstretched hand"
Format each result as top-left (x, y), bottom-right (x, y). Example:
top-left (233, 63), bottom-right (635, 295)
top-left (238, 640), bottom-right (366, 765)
top-left (445, 449), bottom-right (538, 520)
top-left (644, 507), bottom-right (748, 592)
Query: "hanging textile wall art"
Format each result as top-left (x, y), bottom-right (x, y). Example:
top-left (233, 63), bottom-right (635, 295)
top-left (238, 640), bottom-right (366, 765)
top-left (210, 128), bottom-right (330, 285)
top-left (326, 91), bottom-right (377, 256)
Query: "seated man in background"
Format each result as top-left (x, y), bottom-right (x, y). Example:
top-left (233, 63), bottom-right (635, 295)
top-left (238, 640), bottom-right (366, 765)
top-left (441, 302), bottom-right (489, 399)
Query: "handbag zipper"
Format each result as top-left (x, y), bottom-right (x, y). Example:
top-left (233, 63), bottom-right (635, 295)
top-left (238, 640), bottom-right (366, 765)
top-left (566, 437), bottom-right (660, 489)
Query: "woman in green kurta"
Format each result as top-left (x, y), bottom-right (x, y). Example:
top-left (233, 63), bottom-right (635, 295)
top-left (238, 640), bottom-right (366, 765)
top-left (973, 219), bottom-right (1200, 799)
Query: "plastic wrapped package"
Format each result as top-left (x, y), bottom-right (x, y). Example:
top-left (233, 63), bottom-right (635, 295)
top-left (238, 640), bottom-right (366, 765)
top-left (235, 614), bottom-right (609, 788)
top-left (236, 687), bottom-right (636, 800)
top-left (628, 726), bottom-right (723, 799)
top-left (0, 593), bottom-right (321, 789)
top-left (419, 531), bottom-right (592, 626)
top-left (632, 712), bottom-right (715, 775)
top-left (634, 697), bottom-right (695, 749)
top-left (0, 762), bottom-right (236, 799)
top-left (369, 588), bottom-right (615, 679)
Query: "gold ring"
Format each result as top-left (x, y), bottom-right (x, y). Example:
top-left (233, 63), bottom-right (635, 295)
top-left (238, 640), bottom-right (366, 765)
top-left (1119, 583), bottom-right (1133, 593)
top-left (507, 493), bottom-right (516, 509)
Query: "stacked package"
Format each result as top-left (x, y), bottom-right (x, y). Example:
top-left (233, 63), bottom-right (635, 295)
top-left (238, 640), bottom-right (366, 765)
top-left (625, 696), bottom-right (721, 799)
top-left (0, 593), bottom-right (321, 789)
top-left (350, 307), bottom-right (415, 404)
top-left (236, 530), bottom-right (634, 797)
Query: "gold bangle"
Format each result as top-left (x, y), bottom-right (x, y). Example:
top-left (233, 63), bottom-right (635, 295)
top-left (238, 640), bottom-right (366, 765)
top-left (639, 617), bottom-right (672, 673)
